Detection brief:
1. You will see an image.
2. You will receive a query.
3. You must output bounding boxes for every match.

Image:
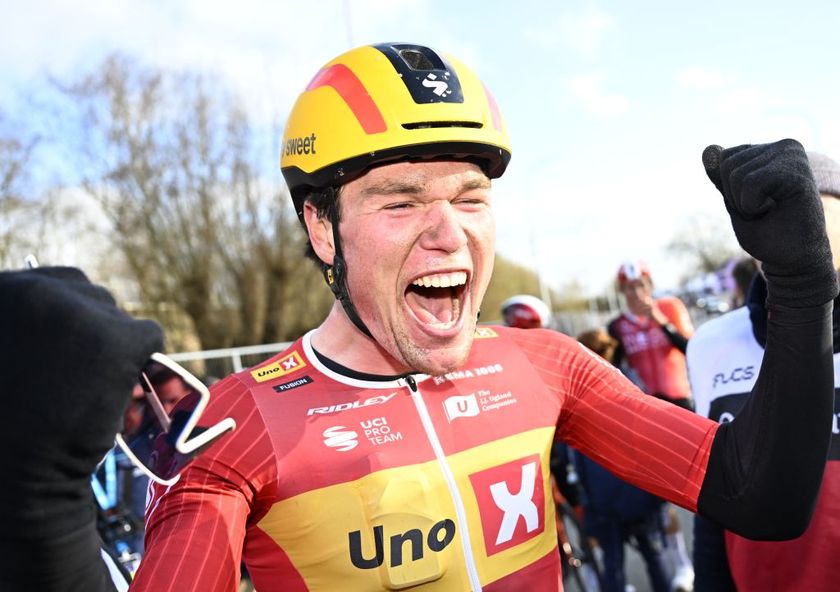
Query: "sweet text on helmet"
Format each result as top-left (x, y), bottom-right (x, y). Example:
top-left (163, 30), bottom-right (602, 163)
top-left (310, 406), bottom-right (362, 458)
top-left (285, 133), bottom-right (317, 156)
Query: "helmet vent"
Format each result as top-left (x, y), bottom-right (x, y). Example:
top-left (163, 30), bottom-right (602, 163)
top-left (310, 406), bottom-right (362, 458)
top-left (399, 49), bottom-right (436, 70)
top-left (403, 121), bottom-right (483, 130)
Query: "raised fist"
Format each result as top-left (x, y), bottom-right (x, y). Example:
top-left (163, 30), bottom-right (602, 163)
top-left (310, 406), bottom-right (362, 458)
top-left (0, 267), bottom-right (163, 536)
top-left (702, 139), bottom-right (838, 307)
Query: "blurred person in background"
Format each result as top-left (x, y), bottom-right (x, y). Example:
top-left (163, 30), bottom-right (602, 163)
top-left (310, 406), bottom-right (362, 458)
top-left (500, 293), bottom-right (552, 329)
top-left (729, 257), bottom-right (759, 309)
top-left (608, 262), bottom-right (696, 591)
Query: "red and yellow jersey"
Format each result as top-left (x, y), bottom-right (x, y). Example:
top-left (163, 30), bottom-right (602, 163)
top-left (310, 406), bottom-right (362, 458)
top-left (132, 326), bottom-right (717, 592)
top-left (608, 297), bottom-right (694, 401)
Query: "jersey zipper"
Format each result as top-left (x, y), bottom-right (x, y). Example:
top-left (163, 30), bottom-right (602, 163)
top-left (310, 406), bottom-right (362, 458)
top-left (404, 375), bottom-right (483, 592)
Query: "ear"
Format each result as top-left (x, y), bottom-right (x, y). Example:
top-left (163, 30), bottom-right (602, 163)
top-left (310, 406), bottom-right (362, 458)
top-left (303, 201), bottom-right (335, 265)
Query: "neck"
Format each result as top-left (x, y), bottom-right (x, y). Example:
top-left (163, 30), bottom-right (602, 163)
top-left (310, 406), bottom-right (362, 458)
top-left (310, 302), bottom-right (411, 376)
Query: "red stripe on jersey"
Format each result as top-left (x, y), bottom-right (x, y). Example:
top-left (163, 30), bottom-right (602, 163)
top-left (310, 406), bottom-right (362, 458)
top-left (306, 64), bottom-right (387, 134)
top-left (243, 527), bottom-right (309, 591)
top-left (484, 547), bottom-right (561, 591)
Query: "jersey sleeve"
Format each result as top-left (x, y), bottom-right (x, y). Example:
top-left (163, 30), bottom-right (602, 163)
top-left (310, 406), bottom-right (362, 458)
top-left (512, 329), bottom-right (718, 512)
top-left (131, 376), bottom-right (277, 592)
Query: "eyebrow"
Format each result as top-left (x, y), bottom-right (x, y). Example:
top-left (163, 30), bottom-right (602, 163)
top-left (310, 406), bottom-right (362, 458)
top-left (360, 180), bottom-right (424, 197)
top-left (359, 174), bottom-right (491, 198)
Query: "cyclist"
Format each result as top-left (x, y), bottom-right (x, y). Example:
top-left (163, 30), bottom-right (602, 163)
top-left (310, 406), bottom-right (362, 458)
top-left (133, 42), bottom-right (837, 591)
top-left (608, 261), bottom-right (695, 410)
top-left (500, 294), bottom-right (552, 329)
top-left (687, 151), bottom-right (840, 592)
top-left (608, 261), bottom-right (696, 590)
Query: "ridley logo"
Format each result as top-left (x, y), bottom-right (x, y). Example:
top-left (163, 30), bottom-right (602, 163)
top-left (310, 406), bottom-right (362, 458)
top-left (322, 426), bottom-right (358, 452)
top-left (307, 392), bottom-right (398, 416)
top-left (469, 455), bottom-right (545, 555)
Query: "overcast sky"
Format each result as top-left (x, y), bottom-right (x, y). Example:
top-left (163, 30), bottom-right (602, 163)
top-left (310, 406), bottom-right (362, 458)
top-left (3, 0), bottom-right (839, 293)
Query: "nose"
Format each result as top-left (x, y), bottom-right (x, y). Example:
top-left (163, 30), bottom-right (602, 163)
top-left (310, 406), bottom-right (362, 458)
top-left (419, 201), bottom-right (468, 253)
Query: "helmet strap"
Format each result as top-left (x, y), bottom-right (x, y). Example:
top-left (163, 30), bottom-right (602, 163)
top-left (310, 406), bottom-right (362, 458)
top-left (321, 188), bottom-right (373, 339)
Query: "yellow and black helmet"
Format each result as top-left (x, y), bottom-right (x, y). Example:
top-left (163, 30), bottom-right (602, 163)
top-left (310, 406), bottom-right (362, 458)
top-left (280, 42), bottom-right (512, 218)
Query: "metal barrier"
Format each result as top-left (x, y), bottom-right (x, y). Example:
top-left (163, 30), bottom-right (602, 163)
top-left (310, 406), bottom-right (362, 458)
top-left (169, 342), bottom-right (291, 374)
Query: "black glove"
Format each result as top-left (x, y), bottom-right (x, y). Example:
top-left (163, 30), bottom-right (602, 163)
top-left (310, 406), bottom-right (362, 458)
top-left (703, 139), bottom-right (839, 307)
top-left (0, 267), bottom-right (163, 541)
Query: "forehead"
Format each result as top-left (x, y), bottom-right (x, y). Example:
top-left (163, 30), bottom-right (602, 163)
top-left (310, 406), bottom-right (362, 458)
top-left (344, 160), bottom-right (490, 196)
top-left (622, 278), bottom-right (651, 290)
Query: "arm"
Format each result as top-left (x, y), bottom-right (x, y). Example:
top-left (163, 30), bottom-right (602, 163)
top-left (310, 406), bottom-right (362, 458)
top-left (0, 268), bottom-right (163, 592)
top-left (556, 143), bottom-right (836, 535)
top-left (653, 298), bottom-right (693, 353)
top-left (658, 320), bottom-right (689, 353)
top-left (696, 140), bottom-right (837, 539)
top-left (559, 313), bottom-right (830, 539)
top-left (696, 301), bottom-right (833, 538)
top-left (131, 376), bottom-right (273, 592)
top-left (606, 319), bottom-right (626, 367)
top-left (130, 464), bottom-right (250, 591)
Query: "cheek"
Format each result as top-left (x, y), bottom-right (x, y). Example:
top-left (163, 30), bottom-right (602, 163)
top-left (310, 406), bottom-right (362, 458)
top-left (469, 213), bottom-right (496, 260)
top-left (343, 228), bottom-right (406, 293)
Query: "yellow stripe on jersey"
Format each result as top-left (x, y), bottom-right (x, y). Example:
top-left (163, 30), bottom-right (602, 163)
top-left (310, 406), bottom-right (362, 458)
top-left (448, 427), bottom-right (557, 586)
top-left (256, 426), bottom-right (557, 590)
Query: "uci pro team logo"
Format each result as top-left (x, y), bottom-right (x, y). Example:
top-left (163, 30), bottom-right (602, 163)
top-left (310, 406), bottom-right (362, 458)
top-left (322, 426), bottom-right (358, 452)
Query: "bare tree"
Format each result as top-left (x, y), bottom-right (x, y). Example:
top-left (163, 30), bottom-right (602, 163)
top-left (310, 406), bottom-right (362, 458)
top-left (666, 214), bottom-right (742, 279)
top-left (57, 54), bottom-right (331, 350)
top-left (0, 115), bottom-right (42, 267)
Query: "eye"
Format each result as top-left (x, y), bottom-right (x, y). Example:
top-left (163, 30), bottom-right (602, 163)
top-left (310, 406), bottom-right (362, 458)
top-left (453, 195), bottom-right (489, 208)
top-left (383, 201), bottom-right (415, 211)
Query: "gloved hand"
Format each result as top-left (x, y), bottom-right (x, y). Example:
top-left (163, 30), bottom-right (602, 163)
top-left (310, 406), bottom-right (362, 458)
top-left (0, 267), bottom-right (163, 540)
top-left (703, 139), bottom-right (839, 307)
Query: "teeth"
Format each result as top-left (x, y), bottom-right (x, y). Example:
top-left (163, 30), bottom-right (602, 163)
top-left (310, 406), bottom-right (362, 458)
top-left (412, 271), bottom-right (467, 289)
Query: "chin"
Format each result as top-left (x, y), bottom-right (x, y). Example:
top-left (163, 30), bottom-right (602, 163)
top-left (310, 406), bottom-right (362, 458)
top-left (410, 341), bottom-right (473, 376)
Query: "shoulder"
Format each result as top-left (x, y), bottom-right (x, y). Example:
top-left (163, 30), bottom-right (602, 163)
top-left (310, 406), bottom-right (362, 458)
top-left (236, 338), bottom-right (308, 387)
top-left (202, 339), bottom-right (309, 440)
top-left (656, 295), bottom-right (686, 307)
top-left (484, 325), bottom-right (595, 370)
top-left (655, 296), bottom-right (689, 316)
top-left (489, 324), bottom-right (577, 350)
top-left (688, 307), bottom-right (751, 356)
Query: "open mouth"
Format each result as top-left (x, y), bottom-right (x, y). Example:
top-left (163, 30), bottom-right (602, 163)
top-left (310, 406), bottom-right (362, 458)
top-left (405, 271), bottom-right (468, 329)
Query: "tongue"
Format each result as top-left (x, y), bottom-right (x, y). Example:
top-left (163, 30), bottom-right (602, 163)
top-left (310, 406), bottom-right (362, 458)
top-left (406, 287), bottom-right (456, 325)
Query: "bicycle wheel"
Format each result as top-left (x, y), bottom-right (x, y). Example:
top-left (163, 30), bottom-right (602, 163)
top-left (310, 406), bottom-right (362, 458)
top-left (557, 501), bottom-right (604, 592)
